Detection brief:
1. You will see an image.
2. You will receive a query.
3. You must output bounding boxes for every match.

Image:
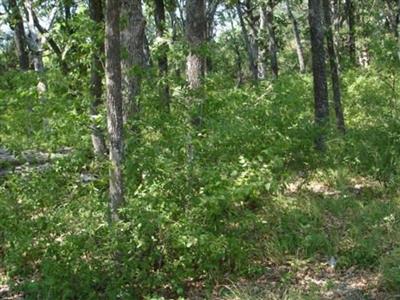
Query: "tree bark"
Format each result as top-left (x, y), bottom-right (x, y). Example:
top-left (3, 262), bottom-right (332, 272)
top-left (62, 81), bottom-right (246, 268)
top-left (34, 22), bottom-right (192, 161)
top-left (266, 0), bottom-right (278, 78)
top-left (323, 0), bottom-right (345, 134)
top-left (236, 2), bottom-right (258, 81)
top-left (105, 0), bottom-right (124, 222)
top-left (186, 0), bottom-right (206, 90)
top-left (24, 0), bottom-right (44, 72)
top-left (309, 0), bottom-right (329, 150)
top-left (120, 0), bottom-right (146, 126)
top-left (258, 6), bottom-right (267, 79)
top-left (345, 0), bottom-right (356, 64)
top-left (9, 0), bottom-right (29, 70)
top-left (383, 0), bottom-right (400, 61)
top-left (286, 0), bottom-right (305, 73)
top-left (89, 0), bottom-right (107, 156)
top-left (205, 0), bottom-right (220, 74)
top-left (154, 0), bottom-right (170, 111)
top-left (186, 0), bottom-right (206, 176)
top-left (30, 8), bottom-right (69, 74)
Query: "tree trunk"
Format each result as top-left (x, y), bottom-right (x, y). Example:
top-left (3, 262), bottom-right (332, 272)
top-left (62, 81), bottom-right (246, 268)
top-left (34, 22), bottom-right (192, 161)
top-left (236, 3), bottom-right (258, 81)
top-left (9, 0), bottom-right (29, 70)
top-left (266, 0), bottom-right (278, 78)
top-left (258, 5), bottom-right (267, 79)
top-left (186, 0), bottom-right (206, 175)
top-left (30, 8), bottom-right (69, 74)
top-left (331, 0), bottom-right (341, 52)
top-left (205, 0), bottom-right (220, 74)
top-left (323, 0), bottom-right (345, 134)
top-left (89, 0), bottom-right (107, 156)
top-left (186, 0), bottom-right (206, 90)
top-left (345, 0), bottom-right (356, 64)
top-left (308, 0), bottom-right (329, 150)
top-left (286, 0), bottom-right (305, 73)
top-left (105, 0), bottom-right (124, 222)
top-left (24, 0), bottom-right (44, 72)
top-left (154, 0), bottom-right (170, 112)
top-left (120, 0), bottom-right (146, 126)
top-left (383, 0), bottom-right (400, 61)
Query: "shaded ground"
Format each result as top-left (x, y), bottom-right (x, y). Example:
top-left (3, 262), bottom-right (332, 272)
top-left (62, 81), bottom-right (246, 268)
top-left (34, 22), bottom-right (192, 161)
top-left (211, 263), bottom-right (384, 300)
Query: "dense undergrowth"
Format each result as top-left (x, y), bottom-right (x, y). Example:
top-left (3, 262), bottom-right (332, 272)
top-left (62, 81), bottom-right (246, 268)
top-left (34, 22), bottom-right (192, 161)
top-left (1, 66), bottom-right (400, 299)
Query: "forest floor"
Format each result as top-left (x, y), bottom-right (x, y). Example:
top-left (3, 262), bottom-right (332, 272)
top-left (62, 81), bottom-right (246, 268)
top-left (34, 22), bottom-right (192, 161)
top-left (1, 149), bottom-right (398, 299)
top-left (187, 176), bottom-right (398, 300)
top-left (0, 262), bottom-right (385, 300)
top-left (211, 264), bottom-right (382, 299)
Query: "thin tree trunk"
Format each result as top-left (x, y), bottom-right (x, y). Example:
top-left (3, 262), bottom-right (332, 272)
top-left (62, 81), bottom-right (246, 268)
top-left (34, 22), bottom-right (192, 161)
top-left (332, 0), bottom-right (341, 52)
top-left (309, 0), bottom-right (329, 151)
top-left (154, 0), bottom-right (170, 112)
top-left (89, 0), bottom-right (107, 156)
top-left (120, 0), bottom-right (146, 126)
top-left (30, 9), bottom-right (69, 74)
top-left (323, 0), bottom-right (345, 134)
top-left (236, 3), bottom-right (258, 81)
top-left (228, 12), bottom-right (243, 85)
top-left (266, 0), bottom-right (278, 78)
top-left (105, 0), bottom-right (124, 222)
top-left (258, 5), bottom-right (267, 79)
top-left (345, 0), bottom-right (356, 64)
top-left (286, 0), bottom-right (305, 73)
top-left (205, 0), bottom-right (220, 74)
top-left (143, 32), bottom-right (152, 67)
top-left (24, 0), bottom-right (44, 72)
top-left (383, 0), bottom-right (400, 61)
top-left (169, 10), bottom-right (182, 79)
top-left (9, 0), bottom-right (29, 70)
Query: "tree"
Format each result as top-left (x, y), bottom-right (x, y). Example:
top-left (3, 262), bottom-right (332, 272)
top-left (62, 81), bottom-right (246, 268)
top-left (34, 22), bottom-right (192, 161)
top-left (120, 0), bottom-right (146, 126)
top-left (154, 0), bottom-right (170, 111)
top-left (186, 0), bottom-right (206, 173)
top-left (308, 0), bottom-right (329, 150)
top-left (286, 0), bottom-right (305, 73)
top-left (237, 1), bottom-right (258, 81)
top-left (345, 0), bottom-right (356, 64)
top-left (24, 0), bottom-right (44, 72)
top-left (265, 0), bottom-right (278, 78)
top-left (323, 0), bottom-right (345, 133)
top-left (8, 0), bottom-right (29, 70)
top-left (105, 0), bottom-right (124, 222)
top-left (186, 0), bottom-right (206, 90)
top-left (89, 0), bottom-right (107, 156)
top-left (29, 5), bottom-right (69, 74)
top-left (205, 0), bottom-right (221, 73)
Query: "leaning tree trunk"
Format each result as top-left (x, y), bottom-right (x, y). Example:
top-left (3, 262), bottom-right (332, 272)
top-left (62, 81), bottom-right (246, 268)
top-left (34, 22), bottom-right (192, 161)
top-left (89, 0), bottom-right (107, 156)
top-left (309, 0), bottom-right (329, 151)
top-left (154, 0), bottom-right (170, 112)
top-left (286, 0), bottom-right (305, 73)
top-left (266, 0), bottom-right (279, 78)
top-left (9, 0), bottom-right (29, 70)
top-left (105, 0), bottom-right (124, 222)
top-left (236, 3), bottom-right (258, 81)
top-left (345, 0), bottom-right (356, 64)
top-left (120, 0), bottom-right (146, 127)
top-left (323, 0), bottom-right (345, 134)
